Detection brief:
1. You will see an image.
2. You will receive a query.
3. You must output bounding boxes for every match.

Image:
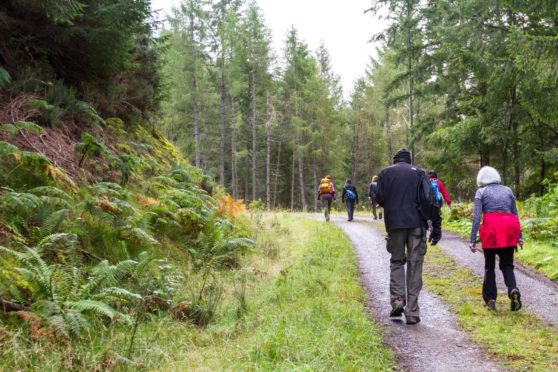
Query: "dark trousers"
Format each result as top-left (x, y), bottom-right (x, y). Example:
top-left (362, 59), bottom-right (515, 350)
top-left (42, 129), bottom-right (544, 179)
top-left (346, 200), bottom-right (355, 221)
top-left (482, 247), bottom-right (518, 303)
top-left (429, 205), bottom-right (442, 242)
top-left (386, 227), bottom-right (427, 317)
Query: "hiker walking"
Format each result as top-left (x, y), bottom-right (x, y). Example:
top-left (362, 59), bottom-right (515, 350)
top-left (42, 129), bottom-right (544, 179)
top-left (317, 175), bottom-right (336, 222)
top-left (428, 171), bottom-right (451, 245)
top-left (341, 179), bottom-right (359, 221)
top-left (368, 175), bottom-right (382, 220)
top-left (377, 149), bottom-right (434, 325)
top-left (469, 166), bottom-right (523, 312)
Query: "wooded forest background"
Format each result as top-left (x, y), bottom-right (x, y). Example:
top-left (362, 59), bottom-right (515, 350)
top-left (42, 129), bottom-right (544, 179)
top-left (159, 0), bottom-right (558, 208)
top-left (3, 0), bottom-right (558, 209)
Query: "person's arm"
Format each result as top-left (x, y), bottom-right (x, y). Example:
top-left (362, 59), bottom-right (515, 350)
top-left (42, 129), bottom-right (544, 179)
top-left (438, 180), bottom-right (451, 207)
top-left (341, 186), bottom-right (346, 203)
top-left (376, 174), bottom-right (385, 207)
top-left (469, 189), bottom-right (483, 245)
top-left (317, 184), bottom-right (321, 201)
top-left (368, 183), bottom-right (373, 199)
top-left (331, 182), bottom-right (336, 201)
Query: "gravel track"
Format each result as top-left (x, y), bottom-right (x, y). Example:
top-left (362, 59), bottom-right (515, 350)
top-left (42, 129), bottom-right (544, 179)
top-left (328, 215), bottom-right (503, 372)
top-left (357, 215), bottom-right (558, 326)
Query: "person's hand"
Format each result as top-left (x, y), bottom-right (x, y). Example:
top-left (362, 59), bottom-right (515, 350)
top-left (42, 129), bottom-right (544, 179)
top-left (333, 199), bottom-right (336, 203)
top-left (518, 238), bottom-right (524, 250)
top-left (448, 203), bottom-right (452, 208)
top-left (469, 243), bottom-right (477, 253)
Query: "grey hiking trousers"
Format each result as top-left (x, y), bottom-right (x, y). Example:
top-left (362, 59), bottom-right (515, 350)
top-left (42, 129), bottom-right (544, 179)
top-left (321, 196), bottom-right (333, 221)
top-left (386, 227), bottom-right (427, 317)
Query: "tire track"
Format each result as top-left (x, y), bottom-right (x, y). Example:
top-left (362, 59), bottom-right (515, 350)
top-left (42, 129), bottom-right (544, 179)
top-left (330, 216), bottom-right (503, 372)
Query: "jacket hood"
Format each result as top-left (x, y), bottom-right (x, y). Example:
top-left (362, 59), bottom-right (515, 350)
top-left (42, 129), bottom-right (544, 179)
top-left (477, 166), bottom-right (501, 187)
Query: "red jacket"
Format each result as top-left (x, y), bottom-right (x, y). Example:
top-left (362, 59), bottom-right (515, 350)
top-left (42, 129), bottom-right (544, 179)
top-left (431, 177), bottom-right (451, 206)
top-left (479, 212), bottom-right (521, 249)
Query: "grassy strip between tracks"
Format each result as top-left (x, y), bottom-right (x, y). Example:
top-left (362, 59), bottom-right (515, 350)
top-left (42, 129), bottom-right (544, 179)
top-left (424, 244), bottom-right (558, 371)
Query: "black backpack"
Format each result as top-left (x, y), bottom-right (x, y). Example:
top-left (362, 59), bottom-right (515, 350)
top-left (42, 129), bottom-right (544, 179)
top-left (416, 170), bottom-right (438, 221)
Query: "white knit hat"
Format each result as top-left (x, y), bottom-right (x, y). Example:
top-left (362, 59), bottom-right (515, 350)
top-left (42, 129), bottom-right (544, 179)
top-left (477, 166), bottom-right (501, 187)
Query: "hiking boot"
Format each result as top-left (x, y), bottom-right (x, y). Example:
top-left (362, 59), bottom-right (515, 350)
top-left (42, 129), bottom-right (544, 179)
top-left (406, 316), bottom-right (420, 325)
top-left (430, 239), bottom-right (439, 246)
top-left (486, 299), bottom-right (496, 311)
top-left (510, 289), bottom-right (522, 311)
top-left (389, 300), bottom-right (404, 318)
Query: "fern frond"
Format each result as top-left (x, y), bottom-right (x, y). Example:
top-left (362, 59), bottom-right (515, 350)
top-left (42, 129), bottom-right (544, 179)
top-left (95, 287), bottom-right (142, 302)
top-left (28, 186), bottom-right (74, 202)
top-left (34, 211), bottom-right (71, 242)
top-left (15, 121), bottom-right (44, 135)
top-left (62, 310), bottom-right (90, 336)
top-left (47, 315), bottom-right (70, 338)
top-left (32, 300), bottom-right (61, 317)
top-left (66, 300), bottom-right (117, 319)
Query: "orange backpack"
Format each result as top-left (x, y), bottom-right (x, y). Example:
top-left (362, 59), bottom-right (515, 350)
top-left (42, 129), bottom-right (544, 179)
top-left (319, 178), bottom-right (333, 194)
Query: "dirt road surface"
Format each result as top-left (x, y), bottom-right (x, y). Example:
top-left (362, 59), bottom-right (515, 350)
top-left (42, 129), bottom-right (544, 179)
top-left (330, 215), bottom-right (503, 372)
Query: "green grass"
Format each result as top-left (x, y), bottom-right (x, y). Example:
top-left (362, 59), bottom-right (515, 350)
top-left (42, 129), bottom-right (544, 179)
top-left (424, 244), bottom-right (558, 371)
top-left (148, 213), bottom-right (395, 370)
top-left (0, 213), bottom-right (395, 370)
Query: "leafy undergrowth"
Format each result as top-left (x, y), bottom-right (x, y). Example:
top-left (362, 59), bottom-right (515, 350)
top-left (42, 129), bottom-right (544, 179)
top-left (0, 122), bottom-right (255, 369)
top-left (128, 214), bottom-right (393, 370)
top-left (424, 244), bottom-right (558, 370)
top-left (443, 205), bottom-right (558, 281)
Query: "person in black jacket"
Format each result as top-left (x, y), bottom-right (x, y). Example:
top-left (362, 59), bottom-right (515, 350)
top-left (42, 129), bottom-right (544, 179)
top-left (341, 179), bottom-right (359, 221)
top-left (377, 148), bottom-right (432, 325)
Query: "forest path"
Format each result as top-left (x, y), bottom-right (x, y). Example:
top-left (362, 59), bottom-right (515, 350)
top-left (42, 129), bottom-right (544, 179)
top-left (327, 215), bottom-right (503, 372)
top-left (356, 215), bottom-right (558, 326)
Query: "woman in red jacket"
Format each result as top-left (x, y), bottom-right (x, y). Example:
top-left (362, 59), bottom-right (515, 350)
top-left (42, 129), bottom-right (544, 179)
top-left (469, 166), bottom-right (523, 311)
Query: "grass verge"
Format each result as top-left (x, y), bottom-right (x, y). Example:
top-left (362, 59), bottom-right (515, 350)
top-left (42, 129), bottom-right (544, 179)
top-left (424, 244), bottom-right (558, 370)
top-left (148, 213), bottom-right (395, 370)
top-left (1, 213), bottom-right (395, 370)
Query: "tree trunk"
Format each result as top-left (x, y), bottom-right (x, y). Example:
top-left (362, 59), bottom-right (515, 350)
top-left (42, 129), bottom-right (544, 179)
top-left (540, 159), bottom-right (546, 196)
top-left (290, 147), bottom-right (295, 211)
top-left (312, 154), bottom-right (317, 211)
top-left (351, 112), bottom-right (358, 181)
top-left (273, 143), bottom-right (281, 208)
top-left (406, 4), bottom-right (414, 163)
top-left (219, 64), bottom-right (226, 186)
top-left (244, 155), bottom-right (249, 201)
top-left (190, 16), bottom-right (200, 168)
top-left (385, 105), bottom-right (392, 165)
top-left (265, 91), bottom-right (271, 209)
top-left (231, 97), bottom-right (238, 200)
top-left (251, 69), bottom-right (257, 201)
top-left (298, 144), bottom-right (306, 210)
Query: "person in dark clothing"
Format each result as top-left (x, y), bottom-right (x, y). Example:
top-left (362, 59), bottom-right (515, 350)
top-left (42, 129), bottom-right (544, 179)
top-left (376, 148), bottom-right (432, 325)
top-left (368, 175), bottom-right (382, 220)
top-left (427, 171), bottom-right (452, 245)
top-left (342, 179), bottom-right (359, 221)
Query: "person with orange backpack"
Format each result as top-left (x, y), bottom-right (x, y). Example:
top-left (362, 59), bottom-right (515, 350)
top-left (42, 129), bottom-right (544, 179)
top-left (317, 175), bottom-right (336, 221)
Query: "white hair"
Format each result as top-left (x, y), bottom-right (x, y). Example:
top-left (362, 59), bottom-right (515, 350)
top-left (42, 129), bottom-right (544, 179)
top-left (477, 166), bottom-right (501, 187)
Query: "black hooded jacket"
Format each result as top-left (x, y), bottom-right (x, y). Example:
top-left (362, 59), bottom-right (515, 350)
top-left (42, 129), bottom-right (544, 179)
top-left (377, 150), bottom-right (428, 230)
